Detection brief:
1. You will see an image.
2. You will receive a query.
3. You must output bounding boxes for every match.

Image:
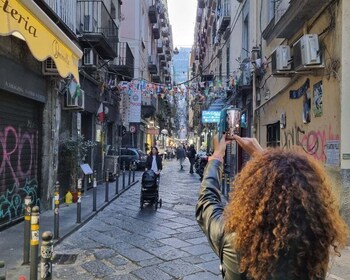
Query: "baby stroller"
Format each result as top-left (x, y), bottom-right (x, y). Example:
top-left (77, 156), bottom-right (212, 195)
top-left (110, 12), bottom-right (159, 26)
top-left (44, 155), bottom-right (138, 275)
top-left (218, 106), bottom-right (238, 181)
top-left (140, 169), bottom-right (162, 210)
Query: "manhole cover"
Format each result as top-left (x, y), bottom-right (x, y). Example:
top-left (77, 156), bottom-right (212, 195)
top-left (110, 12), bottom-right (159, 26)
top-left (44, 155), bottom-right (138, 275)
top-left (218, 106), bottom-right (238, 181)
top-left (52, 254), bottom-right (78, 265)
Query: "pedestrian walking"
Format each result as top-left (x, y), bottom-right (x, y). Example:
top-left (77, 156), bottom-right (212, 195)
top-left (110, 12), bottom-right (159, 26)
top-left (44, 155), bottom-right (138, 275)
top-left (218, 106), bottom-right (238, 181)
top-left (177, 145), bottom-right (186, 170)
top-left (187, 144), bottom-right (197, 174)
top-left (196, 134), bottom-right (349, 280)
top-left (145, 146), bottom-right (162, 179)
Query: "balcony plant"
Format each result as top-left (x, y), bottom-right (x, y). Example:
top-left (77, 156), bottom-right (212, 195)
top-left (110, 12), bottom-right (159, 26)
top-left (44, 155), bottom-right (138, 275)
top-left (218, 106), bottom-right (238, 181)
top-left (60, 135), bottom-right (96, 200)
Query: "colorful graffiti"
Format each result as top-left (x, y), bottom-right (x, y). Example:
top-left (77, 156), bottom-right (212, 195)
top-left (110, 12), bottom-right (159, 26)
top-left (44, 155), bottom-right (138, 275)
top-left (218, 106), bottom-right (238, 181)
top-left (0, 125), bottom-right (39, 225)
top-left (281, 125), bottom-right (340, 162)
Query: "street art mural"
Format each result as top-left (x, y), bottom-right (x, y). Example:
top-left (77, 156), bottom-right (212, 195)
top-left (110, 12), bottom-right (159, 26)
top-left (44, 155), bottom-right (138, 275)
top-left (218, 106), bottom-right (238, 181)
top-left (281, 124), bottom-right (340, 164)
top-left (0, 124), bottom-right (40, 226)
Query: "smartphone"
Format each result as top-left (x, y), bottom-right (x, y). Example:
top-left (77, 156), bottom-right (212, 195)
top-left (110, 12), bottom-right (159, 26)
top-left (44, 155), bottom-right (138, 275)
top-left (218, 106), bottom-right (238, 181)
top-left (218, 106), bottom-right (241, 140)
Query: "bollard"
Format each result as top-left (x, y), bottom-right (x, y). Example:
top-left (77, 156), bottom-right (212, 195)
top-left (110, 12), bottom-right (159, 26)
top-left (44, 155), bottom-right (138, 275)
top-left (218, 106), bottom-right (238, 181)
top-left (132, 164), bottom-right (135, 182)
top-left (23, 196), bottom-right (32, 265)
top-left (0, 260), bottom-right (5, 280)
top-left (115, 172), bottom-right (119, 195)
top-left (93, 170), bottom-right (97, 211)
top-left (128, 165), bottom-right (131, 185)
top-left (53, 181), bottom-right (60, 239)
top-left (105, 169), bottom-right (109, 202)
top-left (40, 231), bottom-right (53, 280)
top-left (122, 167), bottom-right (125, 189)
top-left (30, 206), bottom-right (40, 280)
top-left (77, 178), bottom-right (82, 223)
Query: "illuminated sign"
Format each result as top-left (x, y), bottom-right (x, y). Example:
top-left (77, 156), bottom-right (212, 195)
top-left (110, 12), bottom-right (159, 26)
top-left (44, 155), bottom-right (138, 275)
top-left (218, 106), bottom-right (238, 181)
top-left (201, 111), bottom-right (221, 123)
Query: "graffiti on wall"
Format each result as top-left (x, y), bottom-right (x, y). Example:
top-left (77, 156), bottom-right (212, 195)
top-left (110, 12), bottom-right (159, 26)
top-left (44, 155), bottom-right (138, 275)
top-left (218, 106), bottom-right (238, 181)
top-left (281, 125), bottom-right (340, 163)
top-left (0, 125), bottom-right (39, 224)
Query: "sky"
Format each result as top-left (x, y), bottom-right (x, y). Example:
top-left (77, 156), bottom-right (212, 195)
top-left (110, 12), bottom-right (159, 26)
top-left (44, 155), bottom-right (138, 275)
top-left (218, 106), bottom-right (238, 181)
top-left (167, 0), bottom-right (197, 48)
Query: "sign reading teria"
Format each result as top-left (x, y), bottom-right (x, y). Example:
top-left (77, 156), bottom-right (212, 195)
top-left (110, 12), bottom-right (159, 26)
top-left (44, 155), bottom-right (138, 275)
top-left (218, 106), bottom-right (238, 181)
top-left (129, 89), bottom-right (141, 122)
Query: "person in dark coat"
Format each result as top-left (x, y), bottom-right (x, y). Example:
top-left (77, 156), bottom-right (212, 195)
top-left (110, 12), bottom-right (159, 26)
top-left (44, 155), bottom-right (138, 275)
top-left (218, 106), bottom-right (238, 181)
top-left (145, 146), bottom-right (162, 176)
top-left (196, 134), bottom-right (348, 280)
top-left (187, 144), bottom-right (197, 174)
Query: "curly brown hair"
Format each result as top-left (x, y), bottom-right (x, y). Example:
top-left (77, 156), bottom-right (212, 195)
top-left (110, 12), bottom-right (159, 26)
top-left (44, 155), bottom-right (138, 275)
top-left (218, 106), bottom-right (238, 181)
top-left (224, 148), bottom-right (349, 280)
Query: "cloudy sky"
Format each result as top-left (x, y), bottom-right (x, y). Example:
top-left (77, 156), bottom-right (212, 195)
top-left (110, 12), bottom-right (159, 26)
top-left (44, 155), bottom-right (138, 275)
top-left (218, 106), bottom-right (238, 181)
top-left (167, 0), bottom-right (197, 48)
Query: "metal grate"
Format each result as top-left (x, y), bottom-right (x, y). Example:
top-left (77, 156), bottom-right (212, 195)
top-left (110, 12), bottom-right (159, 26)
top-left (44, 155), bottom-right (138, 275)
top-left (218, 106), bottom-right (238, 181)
top-left (52, 254), bottom-right (78, 265)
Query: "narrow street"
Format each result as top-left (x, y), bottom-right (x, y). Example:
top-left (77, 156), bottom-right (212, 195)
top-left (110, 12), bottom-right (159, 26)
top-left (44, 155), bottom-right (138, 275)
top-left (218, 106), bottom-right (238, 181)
top-left (53, 159), bottom-right (221, 279)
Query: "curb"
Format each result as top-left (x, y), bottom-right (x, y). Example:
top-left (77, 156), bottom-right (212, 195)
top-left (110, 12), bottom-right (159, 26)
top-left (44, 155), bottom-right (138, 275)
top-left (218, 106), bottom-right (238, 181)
top-left (53, 180), bottom-right (139, 247)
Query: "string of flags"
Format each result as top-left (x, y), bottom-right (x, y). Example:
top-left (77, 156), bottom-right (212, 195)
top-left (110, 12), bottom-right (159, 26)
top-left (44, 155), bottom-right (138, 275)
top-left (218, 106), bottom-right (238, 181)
top-left (107, 77), bottom-right (240, 99)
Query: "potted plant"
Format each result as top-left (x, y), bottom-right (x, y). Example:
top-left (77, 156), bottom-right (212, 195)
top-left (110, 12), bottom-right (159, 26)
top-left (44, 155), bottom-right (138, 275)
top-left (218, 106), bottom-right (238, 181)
top-left (60, 135), bottom-right (96, 202)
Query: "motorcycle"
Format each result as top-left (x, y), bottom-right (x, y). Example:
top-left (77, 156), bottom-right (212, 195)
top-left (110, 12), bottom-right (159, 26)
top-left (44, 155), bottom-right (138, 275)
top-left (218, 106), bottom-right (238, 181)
top-left (195, 152), bottom-right (211, 181)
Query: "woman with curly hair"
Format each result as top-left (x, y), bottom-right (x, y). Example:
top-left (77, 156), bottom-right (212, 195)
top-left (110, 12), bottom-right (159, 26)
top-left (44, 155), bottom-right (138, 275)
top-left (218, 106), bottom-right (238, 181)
top-left (196, 134), bottom-right (349, 280)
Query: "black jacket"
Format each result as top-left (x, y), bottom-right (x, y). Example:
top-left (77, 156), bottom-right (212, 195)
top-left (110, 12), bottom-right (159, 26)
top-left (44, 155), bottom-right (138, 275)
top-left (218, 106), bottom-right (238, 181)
top-left (196, 159), bottom-right (243, 279)
top-left (146, 154), bottom-right (163, 171)
top-left (196, 160), bottom-right (319, 280)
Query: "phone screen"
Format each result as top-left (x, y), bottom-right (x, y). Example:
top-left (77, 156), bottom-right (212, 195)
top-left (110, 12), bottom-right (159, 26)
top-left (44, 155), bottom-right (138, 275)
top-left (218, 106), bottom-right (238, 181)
top-left (225, 109), bottom-right (241, 140)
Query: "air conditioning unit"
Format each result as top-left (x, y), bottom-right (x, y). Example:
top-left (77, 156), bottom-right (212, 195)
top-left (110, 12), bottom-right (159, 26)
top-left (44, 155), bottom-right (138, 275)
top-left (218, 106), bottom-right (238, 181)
top-left (83, 48), bottom-right (95, 65)
top-left (293, 34), bottom-right (322, 71)
top-left (42, 58), bottom-right (59, 76)
top-left (64, 89), bottom-right (85, 110)
top-left (271, 45), bottom-right (291, 74)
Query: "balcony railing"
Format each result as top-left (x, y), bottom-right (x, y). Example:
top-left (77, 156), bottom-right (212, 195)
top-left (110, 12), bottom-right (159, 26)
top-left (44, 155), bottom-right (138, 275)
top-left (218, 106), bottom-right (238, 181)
top-left (217, 0), bottom-right (231, 33)
top-left (109, 42), bottom-right (134, 79)
top-left (148, 54), bottom-right (158, 74)
top-left (148, 5), bottom-right (157, 23)
top-left (43, 0), bottom-right (76, 33)
top-left (77, 0), bottom-right (118, 59)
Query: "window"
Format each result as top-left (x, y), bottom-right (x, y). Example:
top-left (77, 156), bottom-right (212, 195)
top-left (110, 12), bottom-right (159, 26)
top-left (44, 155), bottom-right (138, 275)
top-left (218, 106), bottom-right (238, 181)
top-left (226, 45), bottom-right (230, 84)
top-left (242, 2), bottom-right (250, 59)
top-left (266, 122), bottom-right (280, 147)
top-left (268, 0), bottom-right (276, 22)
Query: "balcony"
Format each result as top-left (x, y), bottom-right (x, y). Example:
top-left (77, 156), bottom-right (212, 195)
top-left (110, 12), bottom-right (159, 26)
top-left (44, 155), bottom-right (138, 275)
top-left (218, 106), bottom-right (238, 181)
top-left (164, 75), bottom-right (171, 83)
top-left (217, 0), bottom-right (231, 33)
top-left (161, 28), bottom-right (169, 38)
top-left (165, 47), bottom-right (171, 55)
top-left (262, 0), bottom-right (331, 41)
top-left (159, 54), bottom-right (166, 61)
top-left (148, 55), bottom-right (158, 74)
top-left (196, 8), bottom-right (203, 22)
top-left (198, 0), bottom-right (205, 9)
top-left (141, 95), bottom-right (157, 118)
top-left (157, 41), bottom-right (164, 53)
top-left (152, 74), bottom-right (161, 83)
top-left (109, 42), bottom-right (134, 80)
top-left (77, 1), bottom-right (118, 59)
top-left (148, 5), bottom-right (157, 23)
top-left (152, 24), bottom-right (160, 39)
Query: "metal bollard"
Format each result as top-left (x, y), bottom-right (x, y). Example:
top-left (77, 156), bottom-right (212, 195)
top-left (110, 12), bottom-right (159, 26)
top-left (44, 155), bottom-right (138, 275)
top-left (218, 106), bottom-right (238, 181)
top-left (23, 196), bottom-right (32, 265)
top-left (128, 165), bottom-right (131, 185)
top-left (77, 178), bottom-right (82, 223)
top-left (30, 206), bottom-right (40, 280)
top-left (115, 172), bottom-right (119, 195)
top-left (93, 170), bottom-right (97, 211)
top-left (105, 169), bottom-right (109, 202)
top-left (0, 260), bottom-right (6, 280)
top-left (132, 165), bottom-right (135, 182)
top-left (53, 181), bottom-right (60, 239)
top-left (122, 167), bottom-right (125, 189)
top-left (40, 231), bottom-right (53, 280)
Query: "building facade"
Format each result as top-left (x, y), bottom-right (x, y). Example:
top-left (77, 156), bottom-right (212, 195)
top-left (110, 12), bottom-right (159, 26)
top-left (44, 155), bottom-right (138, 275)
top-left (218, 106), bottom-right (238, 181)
top-left (192, 0), bottom-right (350, 224)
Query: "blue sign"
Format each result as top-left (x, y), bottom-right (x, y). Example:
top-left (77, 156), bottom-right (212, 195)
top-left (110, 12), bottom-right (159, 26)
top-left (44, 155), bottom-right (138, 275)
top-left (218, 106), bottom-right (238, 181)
top-left (202, 111), bottom-right (221, 123)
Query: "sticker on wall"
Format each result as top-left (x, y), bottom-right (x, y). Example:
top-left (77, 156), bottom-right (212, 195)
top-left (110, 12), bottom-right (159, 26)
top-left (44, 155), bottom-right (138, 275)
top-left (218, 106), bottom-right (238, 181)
top-left (289, 78), bottom-right (310, 99)
top-left (303, 91), bottom-right (311, 124)
top-left (326, 140), bottom-right (340, 166)
top-left (312, 81), bottom-right (323, 117)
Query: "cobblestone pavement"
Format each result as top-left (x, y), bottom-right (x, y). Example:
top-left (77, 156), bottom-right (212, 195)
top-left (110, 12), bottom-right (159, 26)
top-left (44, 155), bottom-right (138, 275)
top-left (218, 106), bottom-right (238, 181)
top-left (53, 159), bottom-right (221, 279)
top-left (52, 159), bottom-right (350, 280)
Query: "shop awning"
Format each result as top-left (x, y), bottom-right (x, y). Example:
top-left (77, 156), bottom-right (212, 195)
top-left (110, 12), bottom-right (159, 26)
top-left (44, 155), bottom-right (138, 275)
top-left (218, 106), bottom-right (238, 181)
top-left (0, 0), bottom-right (82, 82)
